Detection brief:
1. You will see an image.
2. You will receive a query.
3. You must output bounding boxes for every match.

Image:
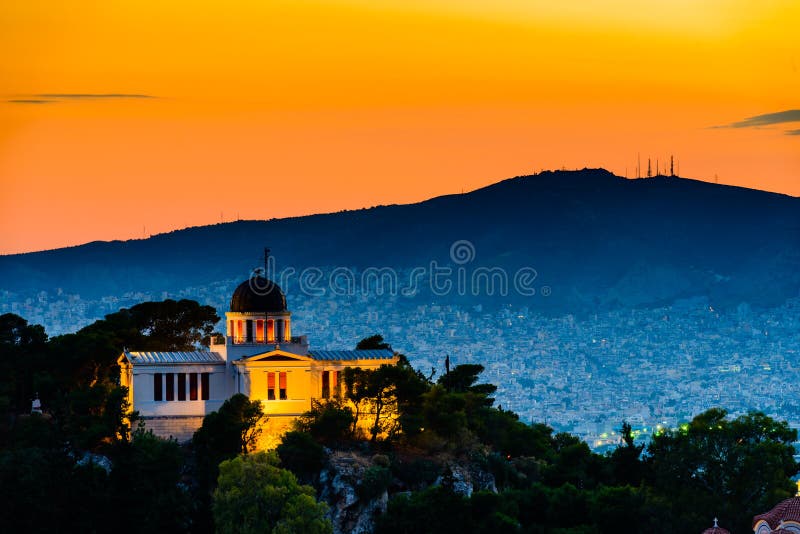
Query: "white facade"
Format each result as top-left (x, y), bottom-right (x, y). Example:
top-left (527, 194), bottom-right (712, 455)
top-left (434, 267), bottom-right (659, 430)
top-left (118, 277), bottom-right (397, 442)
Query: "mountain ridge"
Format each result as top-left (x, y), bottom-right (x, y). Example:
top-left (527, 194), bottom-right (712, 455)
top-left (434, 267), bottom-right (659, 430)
top-left (2, 169), bottom-right (799, 314)
top-left (3, 169), bottom-right (796, 259)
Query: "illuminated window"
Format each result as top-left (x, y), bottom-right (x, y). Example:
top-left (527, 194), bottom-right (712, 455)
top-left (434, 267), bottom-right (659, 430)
top-left (190, 373), bottom-right (198, 400)
top-left (154, 373), bottom-right (163, 401)
top-left (201, 373), bottom-right (210, 400)
top-left (333, 370), bottom-right (340, 398)
top-left (237, 320), bottom-right (243, 343)
top-left (256, 320), bottom-right (264, 342)
top-left (322, 371), bottom-right (330, 399)
top-left (177, 373), bottom-right (186, 401)
top-left (267, 372), bottom-right (276, 400)
top-left (284, 319), bottom-right (291, 341)
top-left (279, 372), bottom-right (287, 400)
top-left (267, 319), bottom-right (274, 342)
top-left (229, 320), bottom-right (234, 337)
top-left (165, 373), bottom-right (174, 401)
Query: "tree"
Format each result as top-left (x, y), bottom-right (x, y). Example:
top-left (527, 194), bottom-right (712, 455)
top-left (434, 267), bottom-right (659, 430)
top-left (342, 356), bottom-right (431, 442)
top-left (193, 393), bottom-right (266, 501)
top-left (293, 398), bottom-right (355, 444)
top-left (341, 367), bottom-right (371, 436)
top-left (85, 299), bottom-right (220, 351)
top-left (646, 409), bottom-right (798, 533)
top-left (355, 334), bottom-right (391, 351)
top-left (276, 431), bottom-right (325, 483)
top-left (63, 382), bottom-right (134, 449)
top-left (17, 300), bottom-right (219, 450)
top-left (48, 299), bottom-right (219, 391)
top-left (609, 421), bottom-right (645, 486)
top-left (438, 363), bottom-right (497, 402)
top-left (390, 354), bottom-right (432, 436)
top-left (194, 393), bottom-right (265, 457)
top-left (343, 364), bottom-right (405, 442)
top-left (109, 428), bottom-right (190, 532)
top-left (376, 486), bottom-right (473, 534)
top-left (213, 452), bottom-right (332, 534)
top-left (0, 314), bottom-right (48, 430)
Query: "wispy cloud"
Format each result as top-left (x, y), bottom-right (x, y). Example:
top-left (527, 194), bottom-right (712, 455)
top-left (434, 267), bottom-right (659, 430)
top-left (728, 109), bottom-right (800, 128)
top-left (7, 99), bottom-right (56, 104)
top-left (5, 93), bottom-right (156, 105)
top-left (714, 109), bottom-right (800, 136)
top-left (33, 93), bottom-right (155, 99)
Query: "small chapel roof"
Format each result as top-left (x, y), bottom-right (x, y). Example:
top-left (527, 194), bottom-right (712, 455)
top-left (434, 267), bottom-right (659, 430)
top-left (753, 498), bottom-right (800, 531)
top-left (701, 518), bottom-right (730, 534)
top-left (307, 349), bottom-right (395, 361)
top-left (122, 351), bottom-right (225, 365)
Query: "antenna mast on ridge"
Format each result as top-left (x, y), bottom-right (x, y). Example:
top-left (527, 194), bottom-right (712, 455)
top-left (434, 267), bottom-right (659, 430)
top-left (263, 247), bottom-right (271, 278)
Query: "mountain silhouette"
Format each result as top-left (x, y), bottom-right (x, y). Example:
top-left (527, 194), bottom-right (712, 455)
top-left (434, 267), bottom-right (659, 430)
top-left (2, 169), bottom-right (798, 313)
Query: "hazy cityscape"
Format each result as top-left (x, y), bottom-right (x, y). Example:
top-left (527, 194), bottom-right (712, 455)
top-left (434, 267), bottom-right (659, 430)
top-left (6, 273), bottom-right (799, 451)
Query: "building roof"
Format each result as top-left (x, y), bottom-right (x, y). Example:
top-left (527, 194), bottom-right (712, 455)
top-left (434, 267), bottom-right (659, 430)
top-left (230, 277), bottom-right (287, 313)
top-left (753, 498), bottom-right (800, 530)
top-left (122, 351), bottom-right (225, 365)
top-left (307, 349), bottom-right (395, 361)
top-left (702, 526), bottom-right (730, 534)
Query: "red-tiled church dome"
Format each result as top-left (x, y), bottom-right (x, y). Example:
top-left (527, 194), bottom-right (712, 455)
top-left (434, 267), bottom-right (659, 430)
top-left (753, 497), bottom-right (800, 533)
top-left (702, 518), bottom-right (730, 534)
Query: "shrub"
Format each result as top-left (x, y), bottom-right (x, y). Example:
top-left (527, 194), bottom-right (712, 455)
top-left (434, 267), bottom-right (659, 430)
top-left (276, 431), bottom-right (325, 483)
top-left (358, 465), bottom-right (392, 500)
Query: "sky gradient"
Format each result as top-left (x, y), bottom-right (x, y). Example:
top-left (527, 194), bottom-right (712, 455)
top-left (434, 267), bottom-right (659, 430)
top-left (1, 0), bottom-right (798, 255)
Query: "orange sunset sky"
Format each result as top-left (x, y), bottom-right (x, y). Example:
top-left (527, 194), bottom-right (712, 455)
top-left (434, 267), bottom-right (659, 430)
top-left (1, 0), bottom-right (798, 255)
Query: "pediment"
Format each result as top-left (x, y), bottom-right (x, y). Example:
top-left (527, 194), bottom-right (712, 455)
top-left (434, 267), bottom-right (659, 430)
top-left (253, 354), bottom-right (302, 361)
top-left (237, 349), bottom-right (313, 363)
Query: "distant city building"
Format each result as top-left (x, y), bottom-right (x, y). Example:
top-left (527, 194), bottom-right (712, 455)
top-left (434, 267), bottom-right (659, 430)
top-left (118, 275), bottom-right (397, 444)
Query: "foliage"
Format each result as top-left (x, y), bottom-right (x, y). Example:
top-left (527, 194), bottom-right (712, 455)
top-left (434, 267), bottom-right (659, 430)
top-left (357, 464), bottom-right (393, 500)
top-left (3, 313), bottom-right (799, 534)
top-left (355, 334), bottom-right (392, 350)
top-left (276, 431), bottom-right (325, 483)
top-left (375, 486), bottom-right (472, 534)
top-left (0, 301), bottom-right (218, 452)
top-left (342, 355), bottom-right (431, 442)
top-left (194, 393), bottom-right (265, 456)
top-left (0, 446), bottom-right (112, 533)
top-left (342, 364), bottom-right (401, 441)
top-left (109, 428), bottom-right (191, 532)
top-left (213, 451), bottom-right (332, 534)
top-left (0, 313), bottom-right (48, 444)
top-left (438, 363), bottom-right (496, 400)
top-left (193, 393), bottom-right (266, 495)
top-left (391, 456), bottom-right (442, 490)
top-left (80, 298), bottom-right (220, 351)
top-left (294, 398), bottom-right (355, 444)
top-left (645, 408), bottom-right (798, 533)
top-left (608, 421), bottom-right (644, 486)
